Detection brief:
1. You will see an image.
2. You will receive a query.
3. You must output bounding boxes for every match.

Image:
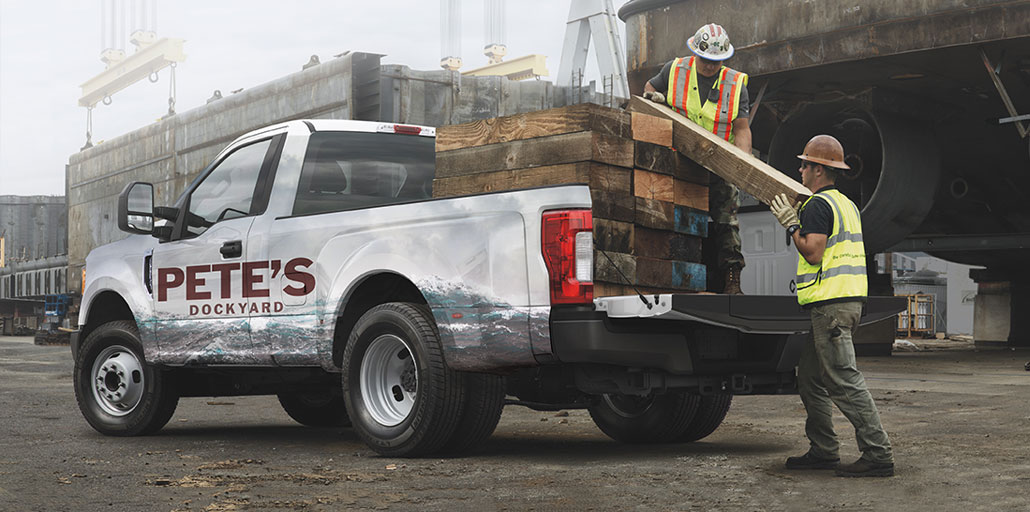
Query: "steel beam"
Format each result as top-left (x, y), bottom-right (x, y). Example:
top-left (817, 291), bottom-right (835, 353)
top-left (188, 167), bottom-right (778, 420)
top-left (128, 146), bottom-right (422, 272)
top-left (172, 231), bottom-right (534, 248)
top-left (889, 234), bottom-right (1030, 252)
top-left (79, 38), bottom-right (186, 107)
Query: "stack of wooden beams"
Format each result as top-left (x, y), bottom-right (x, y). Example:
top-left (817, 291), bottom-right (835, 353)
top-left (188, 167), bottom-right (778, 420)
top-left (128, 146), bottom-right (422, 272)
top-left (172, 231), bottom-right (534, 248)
top-left (433, 103), bottom-right (711, 297)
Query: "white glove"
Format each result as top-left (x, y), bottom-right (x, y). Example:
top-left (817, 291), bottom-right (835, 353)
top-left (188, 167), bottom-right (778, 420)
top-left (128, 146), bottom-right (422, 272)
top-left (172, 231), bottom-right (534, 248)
top-left (643, 91), bottom-right (666, 104)
top-left (770, 193), bottom-right (801, 229)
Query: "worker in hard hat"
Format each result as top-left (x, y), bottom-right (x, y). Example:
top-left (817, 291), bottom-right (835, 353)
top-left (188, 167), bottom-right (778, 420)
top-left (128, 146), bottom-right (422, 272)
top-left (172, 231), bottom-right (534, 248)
top-left (643, 23), bottom-right (751, 294)
top-left (769, 135), bottom-right (895, 478)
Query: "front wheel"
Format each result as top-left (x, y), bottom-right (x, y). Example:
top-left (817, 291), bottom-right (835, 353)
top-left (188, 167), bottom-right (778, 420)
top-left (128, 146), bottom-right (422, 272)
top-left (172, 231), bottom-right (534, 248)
top-left (73, 320), bottom-right (178, 436)
top-left (342, 303), bottom-right (465, 457)
top-left (588, 392), bottom-right (699, 443)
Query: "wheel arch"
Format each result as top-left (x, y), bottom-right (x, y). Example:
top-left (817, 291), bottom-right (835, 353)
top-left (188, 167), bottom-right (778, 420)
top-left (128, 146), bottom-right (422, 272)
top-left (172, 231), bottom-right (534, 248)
top-left (331, 272), bottom-right (428, 368)
top-left (80, 290), bottom-right (137, 342)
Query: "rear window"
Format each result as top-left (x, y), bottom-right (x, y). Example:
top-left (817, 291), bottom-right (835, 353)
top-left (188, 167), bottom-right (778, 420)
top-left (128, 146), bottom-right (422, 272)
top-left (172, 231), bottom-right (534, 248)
top-left (292, 131), bottom-right (435, 216)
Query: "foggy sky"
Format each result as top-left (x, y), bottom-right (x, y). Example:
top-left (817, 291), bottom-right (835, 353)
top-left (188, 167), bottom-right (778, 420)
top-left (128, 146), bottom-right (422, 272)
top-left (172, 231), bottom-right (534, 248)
top-left (0, 0), bottom-right (630, 196)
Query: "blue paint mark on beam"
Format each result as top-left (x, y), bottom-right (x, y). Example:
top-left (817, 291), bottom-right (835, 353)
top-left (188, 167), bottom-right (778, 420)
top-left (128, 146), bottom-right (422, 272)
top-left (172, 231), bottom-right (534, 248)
top-left (672, 260), bottom-right (707, 291)
top-left (674, 205), bottom-right (708, 237)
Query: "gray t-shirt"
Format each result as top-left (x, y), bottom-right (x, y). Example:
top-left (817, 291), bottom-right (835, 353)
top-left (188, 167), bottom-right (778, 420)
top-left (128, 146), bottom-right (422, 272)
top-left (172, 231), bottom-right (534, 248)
top-left (648, 60), bottom-right (750, 118)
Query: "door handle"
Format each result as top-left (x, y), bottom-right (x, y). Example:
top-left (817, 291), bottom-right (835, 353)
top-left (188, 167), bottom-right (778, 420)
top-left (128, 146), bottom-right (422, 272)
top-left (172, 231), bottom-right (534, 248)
top-left (220, 240), bottom-right (243, 258)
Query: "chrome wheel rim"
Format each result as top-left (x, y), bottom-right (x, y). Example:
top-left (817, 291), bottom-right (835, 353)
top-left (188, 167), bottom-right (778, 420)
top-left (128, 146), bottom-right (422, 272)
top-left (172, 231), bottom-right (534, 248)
top-left (359, 334), bottom-right (417, 427)
top-left (91, 345), bottom-right (145, 417)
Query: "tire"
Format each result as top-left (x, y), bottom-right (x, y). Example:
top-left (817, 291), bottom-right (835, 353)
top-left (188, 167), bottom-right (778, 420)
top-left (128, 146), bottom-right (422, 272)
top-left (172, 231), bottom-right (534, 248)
top-left (73, 320), bottom-right (178, 436)
top-left (588, 392), bottom-right (700, 444)
top-left (342, 303), bottom-right (465, 457)
top-left (278, 390), bottom-right (351, 427)
top-left (678, 394), bottom-right (733, 442)
top-left (442, 372), bottom-right (506, 454)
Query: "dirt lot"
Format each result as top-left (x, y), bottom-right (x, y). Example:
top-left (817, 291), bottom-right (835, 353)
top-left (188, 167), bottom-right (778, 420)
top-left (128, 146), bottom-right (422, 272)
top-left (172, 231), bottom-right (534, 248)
top-left (2, 335), bottom-right (1029, 511)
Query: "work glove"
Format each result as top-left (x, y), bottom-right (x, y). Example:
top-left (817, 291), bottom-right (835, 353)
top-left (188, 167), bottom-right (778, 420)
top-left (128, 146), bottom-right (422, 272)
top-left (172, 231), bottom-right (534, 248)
top-left (643, 91), bottom-right (666, 104)
top-left (770, 193), bottom-right (801, 229)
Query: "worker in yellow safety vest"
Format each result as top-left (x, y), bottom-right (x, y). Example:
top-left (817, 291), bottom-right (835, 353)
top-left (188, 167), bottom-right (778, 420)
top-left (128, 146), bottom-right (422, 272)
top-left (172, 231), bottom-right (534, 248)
top-left (769, 135), bottom-right (895, 478)
top-left (643, 23), bottom-right (752, 294)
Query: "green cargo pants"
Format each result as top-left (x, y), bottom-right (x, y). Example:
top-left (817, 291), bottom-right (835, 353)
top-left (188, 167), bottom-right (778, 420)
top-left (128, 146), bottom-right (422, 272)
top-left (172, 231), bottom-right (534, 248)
top-left (797, 301), bottom-right (894, 463)
top-left (709, 175), bottom-right (744, 270)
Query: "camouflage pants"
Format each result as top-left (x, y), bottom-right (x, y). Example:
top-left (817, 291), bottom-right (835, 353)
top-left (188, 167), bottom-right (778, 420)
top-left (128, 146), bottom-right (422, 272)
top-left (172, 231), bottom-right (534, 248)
top-left (798, 301), bottom-right (894, 464)
top-left (709, 175), bottom-right (744, 270)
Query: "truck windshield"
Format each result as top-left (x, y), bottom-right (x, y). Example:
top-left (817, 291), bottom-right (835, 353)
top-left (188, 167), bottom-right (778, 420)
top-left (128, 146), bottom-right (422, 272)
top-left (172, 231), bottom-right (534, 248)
top-left (293, 131), bottom-right (435, 216)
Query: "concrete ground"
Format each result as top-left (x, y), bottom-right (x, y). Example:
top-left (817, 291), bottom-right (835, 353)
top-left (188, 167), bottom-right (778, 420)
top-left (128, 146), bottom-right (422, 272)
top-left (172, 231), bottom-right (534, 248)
top-left (1, 335), bottom-right (1028, 511)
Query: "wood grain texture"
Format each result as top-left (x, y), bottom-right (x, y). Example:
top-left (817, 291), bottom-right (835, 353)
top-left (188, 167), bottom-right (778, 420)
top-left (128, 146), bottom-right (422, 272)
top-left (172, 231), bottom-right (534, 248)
top-left (628, 96), bottom-right (810, 206)
top-left (674, 179), bottom-right (708, 211)
top-left (633, 141), bottom-right (677, 175)
top-left (432, 161), bottom-right (630, 196)
top-left (594, 219), bottom-right (634, 254)
top-left (435, 103), bottom-right (631, 152)
top-left (672, 261), bottom-right (707, 291)
top-left (631, 112), bottom-right (673, 147)
top-left (634, 226), bottom-right (702, 262)
top-left (436, 131), bottom-right (633, 178)
top-left (674, 154), bottom-right (711, 185)
top-left (636, 258), bottom-right (707, 291)
top-left (633, 169), bottom-right (675, 202)
top-left (674, 205), bottom-right (709, 237)
top-left (634, 197), bottom-right (675, 231)
top-left (595, 252), bottom-right (636, 285)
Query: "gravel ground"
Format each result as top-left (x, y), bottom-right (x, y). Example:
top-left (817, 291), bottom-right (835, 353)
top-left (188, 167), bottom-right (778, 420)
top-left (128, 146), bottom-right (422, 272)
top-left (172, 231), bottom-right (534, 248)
top-left (2, 335), bottom-right (1029, 511)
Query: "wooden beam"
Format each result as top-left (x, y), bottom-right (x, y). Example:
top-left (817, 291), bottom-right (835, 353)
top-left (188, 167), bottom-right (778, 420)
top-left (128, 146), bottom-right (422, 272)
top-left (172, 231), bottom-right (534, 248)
top-left (594, 219), bottom-right (634, 254)
top-left (595, 252), bottom-right (636, 285)
top-left (634, 226), bottom-right (702, 262)
top-left (634, 197), bottom-right (675, 231)
top-left (628, 96), bottom-right (810, 206)
top-left (631, 112), bottom-right (673, 147)
top-left (435, 103), bottom-right (631, 152)
top-left (633, 169), bottom-right (674, 202)
top-left (633, 141), bottom-right (677, 175)
top-left (674, 205), bottom-right (708, 237)
top-left (436, 131), bottom-right (633, 179)
top-left (674, 179), bottom-right (708, 211)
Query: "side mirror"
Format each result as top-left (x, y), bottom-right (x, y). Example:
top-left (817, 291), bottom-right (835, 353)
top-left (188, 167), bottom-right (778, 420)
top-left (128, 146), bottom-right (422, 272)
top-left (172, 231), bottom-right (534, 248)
top-left (117, 182), bottom-right (155, 234)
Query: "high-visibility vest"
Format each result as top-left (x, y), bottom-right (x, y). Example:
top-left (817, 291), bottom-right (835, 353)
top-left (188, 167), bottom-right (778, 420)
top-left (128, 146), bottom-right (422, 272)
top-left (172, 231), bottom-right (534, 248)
top-left (795, 189), bottom-right (868, 306)
top-left (666, 56), bottom-right (748, 143)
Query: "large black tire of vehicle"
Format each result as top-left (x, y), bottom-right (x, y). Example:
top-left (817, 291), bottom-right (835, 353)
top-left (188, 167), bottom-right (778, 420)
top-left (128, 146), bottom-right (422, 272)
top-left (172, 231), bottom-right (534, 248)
top-left (342, 303), bottom-right (465, 457)
top-left (678, 394), bottom-right (733, 442)
top-left (588, 392), bottom-right (700, 444)
top-left (278, 390), bottom-right (351, 427)
top-left (441, 372), bottom-right (506, 454)
top-left (73, 320), bottom-right (179, 436)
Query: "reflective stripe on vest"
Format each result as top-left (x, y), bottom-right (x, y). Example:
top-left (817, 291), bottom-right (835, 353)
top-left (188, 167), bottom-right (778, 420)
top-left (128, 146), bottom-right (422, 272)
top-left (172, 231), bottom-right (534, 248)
top-left (795, 189), bottom-right (868, 306)
top-left (666, 56), bottom-right (748, 142)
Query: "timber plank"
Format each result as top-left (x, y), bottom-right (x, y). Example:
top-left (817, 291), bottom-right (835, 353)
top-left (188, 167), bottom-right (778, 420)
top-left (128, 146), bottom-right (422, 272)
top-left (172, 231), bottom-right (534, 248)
top-left (674, 179), bottom-right (708, 211)
top-left (628, 95), bottom-right (810, 206)
top-left (674, 155), bottom-right (711, 185)
top-left (672, 261), bottom-right (707, 291)
top-left (633, 141), bottom-right (678, 175)
top-left (631, 112), bottom-right (673, 147)
top-left (435, 131), bottom-right (633, 178)
top-left (636, 258), bottom-right (707, 291)
top-left (595, 252), bottom-right (636, 285)
top-left (634, 197), bottom-right (675, 231)
top-left (634, 227), bottom-right (702, 262)
top-left (432, 161), bottom-right (631, 197)
top-left (674, 205), bottom-right (708, 237)
top-left (594, 219), bottom-right (634, 254)
top-left (633, 169), bottom-right (675, 202)
top-left (436, 103), bottom-right (632, 152)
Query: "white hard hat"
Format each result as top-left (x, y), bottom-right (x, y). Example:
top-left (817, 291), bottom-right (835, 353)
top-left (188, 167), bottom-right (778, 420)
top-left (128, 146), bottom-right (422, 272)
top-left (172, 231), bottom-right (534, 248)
top-left (687, 24), bottom-right (734, 61)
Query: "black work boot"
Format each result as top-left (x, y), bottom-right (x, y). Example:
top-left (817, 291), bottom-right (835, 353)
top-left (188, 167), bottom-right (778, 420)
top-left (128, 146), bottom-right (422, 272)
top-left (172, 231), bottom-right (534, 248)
top-left (785, 451), bottom-right (840, 470)
top-left (835, 458), bottom-right (895, 477)
top-left (723, 265), bottom-right (743, 295)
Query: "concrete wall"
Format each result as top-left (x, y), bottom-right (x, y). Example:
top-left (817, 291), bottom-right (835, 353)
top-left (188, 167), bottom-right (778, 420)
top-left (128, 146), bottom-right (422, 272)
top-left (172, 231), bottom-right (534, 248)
top-left (65, 53), bottom-right (608, 293)
top-left (0, 196), bottom-right (67, 264)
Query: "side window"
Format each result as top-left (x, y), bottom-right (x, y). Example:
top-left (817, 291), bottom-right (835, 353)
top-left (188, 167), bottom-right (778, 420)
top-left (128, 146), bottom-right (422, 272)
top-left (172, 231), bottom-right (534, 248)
top-left (184, 139), bottom-right (272, 238)
top-left (293, 132), bottom-right (434, 216)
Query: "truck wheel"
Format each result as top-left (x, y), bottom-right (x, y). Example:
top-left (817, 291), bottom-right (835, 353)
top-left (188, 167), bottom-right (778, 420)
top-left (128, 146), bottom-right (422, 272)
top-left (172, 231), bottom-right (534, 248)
top-left (442, 373), bottom-right (506, 454)
top-left (278, 390), bottom-right (351, 427)
top-left (678, 394), bottom-right (733, 442)
top-left (342, 303), bottom-right (465, 457)
top-left (73, 320), bottom-right (178, 436)
top-left (588, 392), bottom-right (700, 444)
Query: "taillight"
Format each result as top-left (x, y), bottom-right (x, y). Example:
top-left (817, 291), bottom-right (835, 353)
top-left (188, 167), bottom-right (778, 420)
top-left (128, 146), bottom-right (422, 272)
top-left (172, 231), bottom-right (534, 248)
top-left (542, 209), bottom-right (593, 304)
top-left (393, 124), bottom-right (422, 135)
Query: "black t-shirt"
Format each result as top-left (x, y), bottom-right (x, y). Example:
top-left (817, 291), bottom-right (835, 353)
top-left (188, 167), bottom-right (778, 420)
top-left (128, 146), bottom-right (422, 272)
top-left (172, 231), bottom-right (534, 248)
top-left (799, 185), bottom-right (836, 237)
top-left (648, 60), bottom-right (749, 118)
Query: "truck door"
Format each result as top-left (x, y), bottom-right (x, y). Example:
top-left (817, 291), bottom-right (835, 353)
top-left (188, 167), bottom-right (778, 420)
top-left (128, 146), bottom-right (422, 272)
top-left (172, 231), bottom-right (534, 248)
top-left (151, 136), bottom-right (281, 365)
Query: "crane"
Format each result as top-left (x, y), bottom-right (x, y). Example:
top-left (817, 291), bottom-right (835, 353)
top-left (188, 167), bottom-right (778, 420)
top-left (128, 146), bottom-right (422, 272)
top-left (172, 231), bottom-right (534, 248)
top-left (556, 0), bottom-right (629, 99)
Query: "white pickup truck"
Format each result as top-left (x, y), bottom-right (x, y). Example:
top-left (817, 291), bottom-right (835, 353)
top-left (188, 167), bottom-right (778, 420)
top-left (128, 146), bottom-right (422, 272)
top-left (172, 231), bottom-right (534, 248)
top-left (72, 119), bottom-right (903, 456)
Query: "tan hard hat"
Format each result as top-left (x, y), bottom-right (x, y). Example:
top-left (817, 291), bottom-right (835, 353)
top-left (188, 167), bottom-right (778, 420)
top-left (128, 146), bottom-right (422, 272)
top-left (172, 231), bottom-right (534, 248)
top-left (798, 134), bottom-right (850, 170)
